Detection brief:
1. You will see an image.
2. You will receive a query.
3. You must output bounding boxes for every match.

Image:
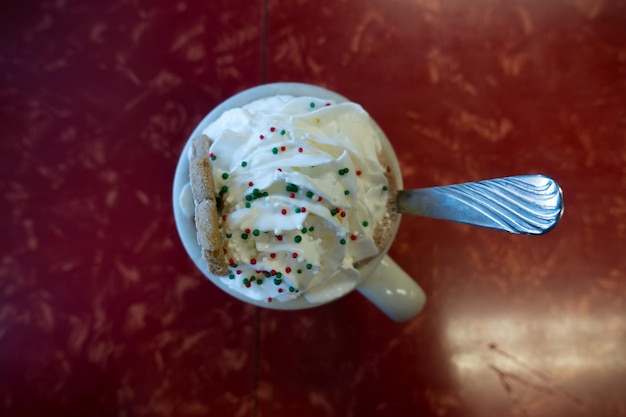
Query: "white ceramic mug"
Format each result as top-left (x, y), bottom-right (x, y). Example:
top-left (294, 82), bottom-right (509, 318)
top-left (172, 83), bottom-right (426, 321)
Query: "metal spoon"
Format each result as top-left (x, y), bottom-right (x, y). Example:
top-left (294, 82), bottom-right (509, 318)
top-left (396, 174), bottom-right (564, 235)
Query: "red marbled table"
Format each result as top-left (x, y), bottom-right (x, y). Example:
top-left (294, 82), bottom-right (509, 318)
top-left (1, 1), bottom-right (625, 416)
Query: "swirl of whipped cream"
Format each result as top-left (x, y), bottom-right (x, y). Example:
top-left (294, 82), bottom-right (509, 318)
top-left (192, 95), bottom-right (391, 303)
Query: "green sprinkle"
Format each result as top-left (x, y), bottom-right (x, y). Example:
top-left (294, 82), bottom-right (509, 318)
top-left (294, 235), bottom-right (302, 243)
top-left (276, 272), bottom-right (283, 278)
top-left (330, 208), bottom-right (337, 216)
top-left (310, 102), bottom-right (315, 108)
top-left (241, 161), bottom-right (248, 167)
top-left (250, 276), bottom-right (256, 282)
top-left (245, 202), bottom-right (251, 208)
top-left (272, 147), bottom-right (278, 155)
top-left (301, 228), bottom-right (307, 234)
top-left (265, 272), bottom-right (271, 278)
top-left (286, 183), bottom-right (299, 193)
top-left (243, 278), bottom-right (249, 285)
top-left (289, 286), bottom-right (295, 292)
top-left (263, 191), bottom-right (269, 197)
top-left (308, 226), bottom-right (314, 232)
top-left (295, 208), bottom-right (301, 213)
top-left (306, 263), bottom-right (312, 270)
top-left (210, 155), bottom-right (216, 161)
top-left (340, 238), bottom-right (346, 245)
top-left (229, 274), bottom-right (235, 279)
top-left (382, 185), bottom-right (388, 191)
top-left (253, 229), bottom-right (260, 236)
top-left (226, 233), bottom-right (232, 239)
top-left (274, 278), bottom-right (282, 285)
top-left (344, 189), bottom-right (350, 195)
top-left (306, 191), bottom-right (314, 198)
top-left (280, 129), bottom-right (286, 135)
top-left (241, 233), bottom-right (249, 240)
top-left (362, 221), bottom-right (369, 227)
top-left (253, 188), bottom-right (260, 195)
top-left (221, 185), bottom-right (229, 193)
top-left (338, 168), bottom-right (349, 175)
top-left (222, 173), bottom-right (229, 180)
top-left (257, 279), bottom-right (263, 285)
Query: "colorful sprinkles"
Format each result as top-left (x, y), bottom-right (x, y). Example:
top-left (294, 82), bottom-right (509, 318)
top-left (211, 117), bottom-right (394, 305)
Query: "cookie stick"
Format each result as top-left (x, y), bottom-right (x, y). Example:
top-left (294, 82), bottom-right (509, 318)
top-left (189, 135), bottom-right (229, 276)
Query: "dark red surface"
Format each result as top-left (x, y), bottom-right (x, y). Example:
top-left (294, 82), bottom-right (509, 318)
top-left (1, 1), bottom-right (625, 416)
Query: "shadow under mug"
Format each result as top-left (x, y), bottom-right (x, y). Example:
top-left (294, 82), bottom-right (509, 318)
top-left (172, 82), bottom-right (426, 321)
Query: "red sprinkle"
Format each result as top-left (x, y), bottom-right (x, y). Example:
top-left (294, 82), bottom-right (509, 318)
top-left (248, 181), bottom-right (254, 187)
top-left (229, 258), bottom-right (235, 266)
top-left (356, 170), bottom-right (362, 176)
top-left (317, 197), bottom-right (323, 202)
top-left (236, 270), bottom-right (242, 274)
top-left (286, 267), bottom-right (292, 273)
top-left (223, 248), bottom-right (228, 254)
top-left (277, 168), bottom-right (283, 172)
top-left (281, 209), bottom-right (287, 215)
top-left (325, 102), bottom-right (331, 106)
top-left (301, 207), bottom-right (306, 213)
top-left (259, 135), bottom-right (265, 140)
top-left (289, 193), bottom-right (295, 199)
top-left (245, 228), bottom-right (251, 234)
top-left (350, 234), bottom-right (357, 241)
top-left (250, 258), bottom-right (257, 265)
top-left (271, 269), bottom-right (277, 276)
top-left (280, 146), bottom-right (286, 152)
top-left (292, 252), bottom-right (298, 259)
top-left (267, 297), bottom-right (273, 302)
top-left (298, 147), bottom-right (303, 153)
top-left (222, 215), bottom-right (227, 221)
top-left (245, 283), bottom-right (251, 288)
top-left (278, 288), bottom-right (284, 293)
top-left (276, 235), bottom-right (283, 241)
top-left (270, 253), bottom-right (276, 258)
top-left (270, 127), bottom-right (276, 132)
top-left (340, 211), bottom-right (346, 218)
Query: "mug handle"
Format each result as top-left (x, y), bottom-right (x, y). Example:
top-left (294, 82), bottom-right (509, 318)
top-left (357, 256), bottom-right (426, 322)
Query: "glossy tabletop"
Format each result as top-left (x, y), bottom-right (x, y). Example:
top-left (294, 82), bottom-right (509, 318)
top-left (1, 1), bottom-right (625, 416)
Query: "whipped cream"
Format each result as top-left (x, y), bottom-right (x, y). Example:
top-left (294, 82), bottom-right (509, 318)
top-left (186, 95), bottom-right (391, 303)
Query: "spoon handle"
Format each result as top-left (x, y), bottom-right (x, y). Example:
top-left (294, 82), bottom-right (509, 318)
top-left (396, 174), bottom-right (564, 235)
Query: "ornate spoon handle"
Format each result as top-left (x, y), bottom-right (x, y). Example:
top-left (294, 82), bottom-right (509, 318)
top-left (396, 174), bottom-right (564, 235)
